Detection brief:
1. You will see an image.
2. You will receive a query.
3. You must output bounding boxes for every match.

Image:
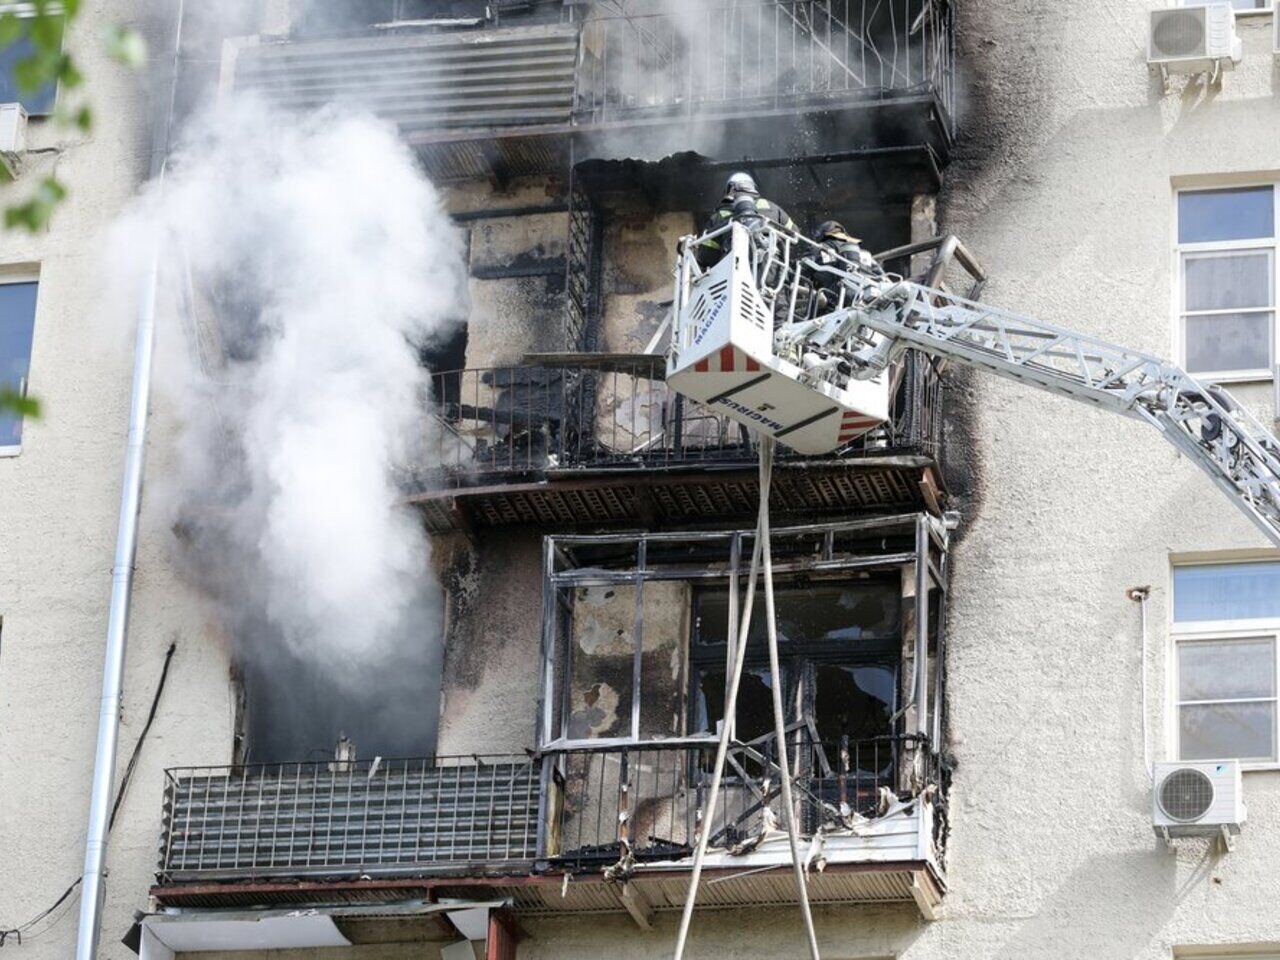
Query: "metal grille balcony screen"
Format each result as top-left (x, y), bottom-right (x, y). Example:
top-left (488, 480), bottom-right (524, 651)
top-left (158, 756), bottom-right (538, 881)
top-left (230, 24), bottom-right (580, 136)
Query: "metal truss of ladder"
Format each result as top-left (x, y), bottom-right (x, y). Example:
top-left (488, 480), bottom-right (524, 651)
top-left (813, 267), bottom-right (1280, 548)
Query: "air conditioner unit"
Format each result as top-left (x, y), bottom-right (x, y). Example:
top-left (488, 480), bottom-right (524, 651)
top-left (1148, 3), bottom-right (1242, 75)
top-left (1152, 760), bottom-right (1245, 846)
top-left (0, 102), bottom-right (26, 180)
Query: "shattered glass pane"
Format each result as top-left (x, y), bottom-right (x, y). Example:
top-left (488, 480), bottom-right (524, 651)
top-left (695, 666), bottom-right (778, 743)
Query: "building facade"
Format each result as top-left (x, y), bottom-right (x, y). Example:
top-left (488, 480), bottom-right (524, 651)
top-left (2, 1), bottom-right (1279, 958)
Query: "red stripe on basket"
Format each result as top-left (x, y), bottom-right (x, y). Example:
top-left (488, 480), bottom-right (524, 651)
top-left (695, 358), bottom-right (710, 372)
top-left (719, 346), bottom-right (735, 372)
top-left (745, 356), bottom-right (760, 372)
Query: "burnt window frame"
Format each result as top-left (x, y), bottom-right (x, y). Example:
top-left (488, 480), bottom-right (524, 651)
top-left (687, 578), bottom-right (903, 747)
top-left (537, 514), bottom-right (948, 756)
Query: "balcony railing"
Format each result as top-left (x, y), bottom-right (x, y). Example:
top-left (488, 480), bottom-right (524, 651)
top-left (543, 732), bottom-right (927, 870)
top-left (412, 352), bottom-right (941, 487)
top-left (156, 738), bottom-right (938, 885)
top-left (157, 755), bottom-right (538, 882)
top-left (576, 0), bottom-right (955, 128)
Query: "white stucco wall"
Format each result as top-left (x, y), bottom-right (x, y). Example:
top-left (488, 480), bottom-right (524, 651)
top-left (0, 4), bottom-right (235, 958)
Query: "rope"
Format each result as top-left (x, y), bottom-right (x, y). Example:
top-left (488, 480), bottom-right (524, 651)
top-left (758, 438), bottom-right (821, 960)
top-left (673, 437), bottom-right (821, 960)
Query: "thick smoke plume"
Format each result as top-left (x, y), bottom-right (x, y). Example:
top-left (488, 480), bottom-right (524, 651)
top-left (118, 101), bottom-right (465, 762)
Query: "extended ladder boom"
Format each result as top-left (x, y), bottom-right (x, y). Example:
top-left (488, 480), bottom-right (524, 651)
top-left (671, 221), bottom-right (1280, 548)
top-left (800, 251), bottom-right (1280, 547)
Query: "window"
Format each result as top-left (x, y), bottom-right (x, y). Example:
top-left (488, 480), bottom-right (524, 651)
top-left (1173, 561), bottom-right (1280, 765)
top-left (0, 8), bottom-right (64, 116)
top-left (1176, 185), bottom-right (1278, 381)
top-left (690, 582), bottom-right (900, 775)
top-left (1181, 0), bottom-right (1273, 11)
top-left (0, 276), bottom-right (38, 455)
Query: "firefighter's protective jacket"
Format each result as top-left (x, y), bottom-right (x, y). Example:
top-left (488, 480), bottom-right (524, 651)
top-left (694, 194), bottom-right (797, 269)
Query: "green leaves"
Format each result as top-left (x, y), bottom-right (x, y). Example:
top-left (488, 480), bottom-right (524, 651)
top-left (104, 25), bottom-right (146, 69)
top-left (1, 9), bottom-right (147, 233)
top-left (0, 387), bottom-right (41, 420)
top-left (5, 176), bottom-right (68, 232)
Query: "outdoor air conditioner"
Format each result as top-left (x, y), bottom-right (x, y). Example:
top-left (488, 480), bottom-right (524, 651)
top-left (0, 103), bottom-right (26, 180)
top-left (1148, 3), bottom-right (1242, 76)
top-left (1152, 760), bottom-right (1245, 847)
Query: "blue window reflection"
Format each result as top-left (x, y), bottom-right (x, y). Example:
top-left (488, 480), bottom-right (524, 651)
top-left (1174, 562), bottom-right (1280, 622)
top-left (1178, 188), bottom-right (1275, 244)
top-left (1, 281), bottom-right (39, 450)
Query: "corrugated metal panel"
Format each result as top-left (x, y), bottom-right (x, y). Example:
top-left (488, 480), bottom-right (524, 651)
top-left (232, 25), bottom-right (579, 137)
top-left (158, 758), bottom-right (539, 882)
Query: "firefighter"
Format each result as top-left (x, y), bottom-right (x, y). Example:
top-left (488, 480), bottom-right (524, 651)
top-left (813, 220), bottom-right (882, 276)
top-left (809, 219), bottom-right (883, 315)
top-left (693, 171), bottom-right (797, 270)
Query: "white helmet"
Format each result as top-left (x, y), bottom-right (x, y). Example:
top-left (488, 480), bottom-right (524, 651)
top-left (724, 171), bottom-right (759, 198)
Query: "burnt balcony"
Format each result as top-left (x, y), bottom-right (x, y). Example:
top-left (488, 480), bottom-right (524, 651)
top-left (154, 755), bottom-right (541, 885)
top-left (405, 352), bottom-right (945, 531)
top-left (151, 737), bottom-right (943, 919)
top-left (227, 0), bottom-right (955, 191)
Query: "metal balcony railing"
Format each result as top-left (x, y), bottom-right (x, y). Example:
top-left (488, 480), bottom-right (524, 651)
top-left (157, 755), bottom-right (538, 882)
top-left (576, 0), bottom-right (955, 129)
top-left (413, 352), bottom-right (940, 487)
top-left (543, 732), bottom-right (931, 870)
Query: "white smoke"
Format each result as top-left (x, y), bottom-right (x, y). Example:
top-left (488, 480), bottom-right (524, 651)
top-left (115, 100), bottom-right (466, 759)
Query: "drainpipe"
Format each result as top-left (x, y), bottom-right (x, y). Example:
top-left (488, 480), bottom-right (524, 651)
top-left (1126, 586), bottom-right (1152, 780)
top-left (75, 3), bottom-right (182, 957)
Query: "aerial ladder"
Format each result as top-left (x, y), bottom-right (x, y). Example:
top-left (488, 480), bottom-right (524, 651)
top-left (666, 219), bottom-right (1280, 960)
top-left (668, 219), bottom-right (1280, 550)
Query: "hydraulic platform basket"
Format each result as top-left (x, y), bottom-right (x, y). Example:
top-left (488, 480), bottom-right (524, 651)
top-left (668, 223), bottom-right (890, 455)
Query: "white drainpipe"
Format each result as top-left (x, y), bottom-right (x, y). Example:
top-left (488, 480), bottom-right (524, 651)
top-left (75, 3), bottom-right (183, 956)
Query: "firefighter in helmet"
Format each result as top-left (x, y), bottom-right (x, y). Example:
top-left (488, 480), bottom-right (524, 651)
top-left (693, 171), bottom-right (797, 270)
top-left (809, 219), bottom-right (884, 314)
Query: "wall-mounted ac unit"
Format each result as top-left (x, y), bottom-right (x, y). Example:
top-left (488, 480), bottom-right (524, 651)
top-left (1148, 3), bottom-right (1242, 75)
top-left (0, 103), bottom-right (26, 180)
top-left (1152, 760), bottom-right (1245, 846)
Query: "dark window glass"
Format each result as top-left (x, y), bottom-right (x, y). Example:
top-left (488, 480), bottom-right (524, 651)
top-left (812, 663), bottom-right (896, 745)
top-left (694, 583), bottom-right (900, 647)
top-left (695, 666), bottom-right (778, 744)
top-left (0, 20), bottom-right (63, 116)
top-left (0, 280), bottom-right (39, 450)
top-left (1178, 187), bottom-right (1275, 244)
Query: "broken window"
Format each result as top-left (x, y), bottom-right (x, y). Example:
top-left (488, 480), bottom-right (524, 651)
top-left (690, 583), bottom-right (899, 770)
top-left (542, 523), bottom-right (939, 758)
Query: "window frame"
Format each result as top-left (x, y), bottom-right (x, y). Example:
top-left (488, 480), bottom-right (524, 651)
top-left (0, 269), bottom-right (40, 458)
top-left (0, 3), bottom-right (66, 118)
top-left (1169, 558), bottom-right (1280, 771)
top-left (1178, 0), bottom-right (1275, 14)
top-left (1173, 182), bottom-right (1280, 384)
top-left (687, 580), bottom-right (902, 746)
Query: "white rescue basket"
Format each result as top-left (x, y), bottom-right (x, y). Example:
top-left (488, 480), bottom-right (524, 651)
top-left (668, 222), bottom-right (889, 455)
